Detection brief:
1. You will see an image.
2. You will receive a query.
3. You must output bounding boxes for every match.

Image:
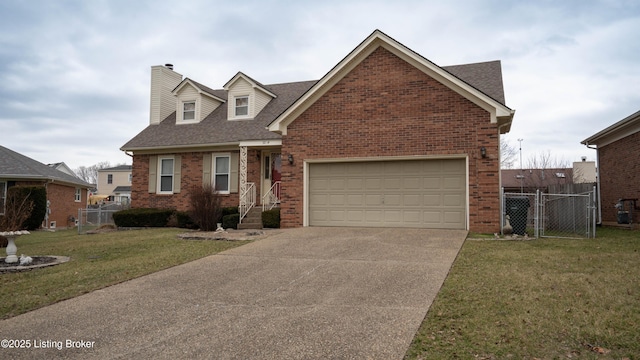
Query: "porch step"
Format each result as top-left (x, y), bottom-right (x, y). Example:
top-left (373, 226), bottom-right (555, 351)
top-left (238, 207), bottom-right (263, 230)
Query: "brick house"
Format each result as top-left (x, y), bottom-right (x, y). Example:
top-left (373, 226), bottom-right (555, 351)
top-left (121, 30), bottom-right (515, 232)
top-left (0, 145), bottom-right (92, 229)
top-left (582, 109), bottom-right (640, 227)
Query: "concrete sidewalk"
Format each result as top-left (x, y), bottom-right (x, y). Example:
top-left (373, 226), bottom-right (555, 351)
top-left (0, 227), bottom-right (466, 359)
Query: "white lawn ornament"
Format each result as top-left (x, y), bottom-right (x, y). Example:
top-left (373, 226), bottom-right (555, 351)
top-left (19, 254), bottom-right (33, 266)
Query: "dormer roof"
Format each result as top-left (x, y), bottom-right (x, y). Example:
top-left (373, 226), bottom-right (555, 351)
top-left (173, 78), bottom-right (226, 102)
top-left (224, 72), bottom-right (277, 98)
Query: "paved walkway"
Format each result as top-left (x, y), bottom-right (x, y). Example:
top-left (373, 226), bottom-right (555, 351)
top-left (0, 227), bottom-right (466, 359)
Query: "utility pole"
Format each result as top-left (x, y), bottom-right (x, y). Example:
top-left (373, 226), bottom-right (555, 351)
top-left (518, 138), bottom-right (524, 193)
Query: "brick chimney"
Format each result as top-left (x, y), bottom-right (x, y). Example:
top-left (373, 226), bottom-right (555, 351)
top-left (149, 64), bottom-right (182, 125)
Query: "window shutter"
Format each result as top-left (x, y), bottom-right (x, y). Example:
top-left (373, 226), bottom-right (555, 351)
top-left (148, 156), bottom-right (157, 193)
top-left (230, 152), bottom-right (239, 193)
top-left (202, 153), bottom-right (212, 187)
top-left (174, 155), bottom-right (181, 193)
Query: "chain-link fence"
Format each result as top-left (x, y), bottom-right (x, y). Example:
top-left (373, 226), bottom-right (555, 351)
top-left (502, 188), bottom-right (597, 238)
top-left (77, 203), bottom-right (126, 234)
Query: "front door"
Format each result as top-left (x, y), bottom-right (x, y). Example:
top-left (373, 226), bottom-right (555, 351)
top-left (261, 151), bottom-right (282, 201)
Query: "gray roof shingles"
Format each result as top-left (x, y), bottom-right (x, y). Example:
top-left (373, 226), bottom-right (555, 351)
top-left (121, 60), bottom-right (506, 151)
top-left (0, 145), bottom-right (92, 187)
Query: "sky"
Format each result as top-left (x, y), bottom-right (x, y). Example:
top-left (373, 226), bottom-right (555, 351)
top-left (1, 0), bottom-right (638, 172)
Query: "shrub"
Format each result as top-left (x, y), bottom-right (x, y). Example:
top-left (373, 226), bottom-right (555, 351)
top-left (113, 208), bottom-right (174, 227)
top-left (19, 187), bottom-right (46, 230)
top-left (262, 208), bottom-right (280, 228)
top-left (175, 211), bottom-right (197, 229)
top-left (222, 214), bottom-right (240, 230)
top-left (222, 206), bottom-right (239, 216)
top-left (189, 184), bottom-right (223, 231)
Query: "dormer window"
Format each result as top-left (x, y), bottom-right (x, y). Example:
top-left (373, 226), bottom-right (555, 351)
top-left (183, 101), bottom-right (196, 121)
top-left (235, 96), bottom-right (249, 117)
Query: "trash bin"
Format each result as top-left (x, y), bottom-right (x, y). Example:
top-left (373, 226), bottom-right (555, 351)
top-left (617, 211), bottom-right (630, 224)
top-left (505, 196), bottom-right (530, 235)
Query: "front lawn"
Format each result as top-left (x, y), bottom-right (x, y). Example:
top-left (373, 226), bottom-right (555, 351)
top-left (0, 228), bottom-right (249, 320)
top-left (406, 227), bottom-right (640, 359)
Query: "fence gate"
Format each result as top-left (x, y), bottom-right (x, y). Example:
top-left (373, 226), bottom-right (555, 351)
top-left (502, 188), bottom-right (597, 238)
top-left (77, 208), bottom-right (119, 234)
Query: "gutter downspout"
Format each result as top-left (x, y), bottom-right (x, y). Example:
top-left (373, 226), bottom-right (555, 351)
top-left (497, 121), bottom-right (512, 233)
top-left (584, 142), bottom-right (602, 225)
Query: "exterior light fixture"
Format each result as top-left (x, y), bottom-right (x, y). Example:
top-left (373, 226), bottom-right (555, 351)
top-left (481, 147), bottom-right (487, 158)
top-left (288, 154), bottom-right (294, 164)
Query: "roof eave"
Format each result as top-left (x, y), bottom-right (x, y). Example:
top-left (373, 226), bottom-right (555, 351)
top-left (581, 110), bottom-right (640, 147)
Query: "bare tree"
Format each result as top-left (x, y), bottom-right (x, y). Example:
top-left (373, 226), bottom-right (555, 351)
top-left (0, 188), bottom-right (34, 231)
top-left (522, 150), bottom-right (573, 191)
top-left (500, 138), bottom-right (518, 169)
top-left (74, 161), bottom-right (112, 184)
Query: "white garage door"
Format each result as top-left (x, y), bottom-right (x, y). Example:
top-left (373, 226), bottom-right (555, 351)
top-left (308, 159), bottom-right (466, 229)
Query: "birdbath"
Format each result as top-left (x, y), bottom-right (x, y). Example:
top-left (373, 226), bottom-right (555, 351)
top-left (1, 231), bottom-right (30, 263)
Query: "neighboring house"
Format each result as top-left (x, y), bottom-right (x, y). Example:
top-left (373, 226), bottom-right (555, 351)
top-left (582, 109), bottom-right (640, 227)
top-left (96, 165), bottom-right (132, 204)
top-left (0, 145), bottom-right (92, 229)
top-left (48, 162), bottom-right (76, 177)
top-left (121, 30), bottom-right (515, 232)
top-left (502, 160), bottom-right (596, 193)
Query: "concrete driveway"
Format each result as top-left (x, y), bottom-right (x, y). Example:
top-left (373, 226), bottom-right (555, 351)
top-left (0, 227), bottom-right (466, 359)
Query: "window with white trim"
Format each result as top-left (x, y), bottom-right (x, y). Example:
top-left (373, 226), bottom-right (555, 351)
top-left (74, 188), bottom-right (81, 202)
top-left (183, 101), bottom-right (196, 121)
top-left (214, 155), bottom-right (230, 193)
top-left (107, 174), bottom-right (113, 184)
top-left (158, 157), bottom-right (174, 193)
top-left (0, 181), bottom-right (6, 215)
top-left (235, 96), bottom-right (249, 117)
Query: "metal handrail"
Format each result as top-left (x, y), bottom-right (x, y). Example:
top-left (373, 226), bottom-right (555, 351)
top-left (262, 181), bottom-right (281, 211)
top-left (239, 182), bottom-right (256, 222)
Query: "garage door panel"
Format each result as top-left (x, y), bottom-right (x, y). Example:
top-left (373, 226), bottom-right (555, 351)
top-left (385, 194), bottom-right (401, 206)
top-left (365, 194), bottom-right (382, 206)
top-left (309, 160), bottom-right (466, 229)
top-left (443, 176), bottom-right (464, 190)
top-left (347, 194), bottom-right (364, 206)
top-left (423, 177), bottom-right (441, 189)
top-left (384, 178), bottom-right (402, 189)
top-left (423, 194), bottom-right (441, 206)
top-left (443, 193), bottom-right (464, 207)
top-left (329, 179), bottom-right (346, 190)
top-left (310, 178), bottom-right (329, 189)
top-left (403, 195), bottom-right (422, 206)
top-left (310, 194), bottom-right (329, 206)
top-left (423, 211), bottom-right (442, 224)
top-left (347, 178), bottom-right (363, 189)
top-left (365, 178), bottom-right (382, 190)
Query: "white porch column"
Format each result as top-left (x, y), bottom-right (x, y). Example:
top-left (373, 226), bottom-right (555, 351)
top-left (239, 146), bottom-right (248, 205)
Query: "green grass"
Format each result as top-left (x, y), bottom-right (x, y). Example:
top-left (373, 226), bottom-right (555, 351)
top-left (406, 227), bottom-right (640, 359)
top-left (1, 228), bottom-right (249, 319)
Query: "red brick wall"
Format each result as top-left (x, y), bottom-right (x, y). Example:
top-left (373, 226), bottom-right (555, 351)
top-left (598, 131), bottom-right (640, 224)
top-left (46, 183), bottom-right (85, 229)
top-left (8, 181), bottom-right (85, 229)
top-left (131, 150), bottom-right (263, 211)
top-left (280, 46), bottom-right (501, 232)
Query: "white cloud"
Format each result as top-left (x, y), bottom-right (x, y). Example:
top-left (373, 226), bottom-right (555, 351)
top-left (0, 0), bottom-right (638, 170)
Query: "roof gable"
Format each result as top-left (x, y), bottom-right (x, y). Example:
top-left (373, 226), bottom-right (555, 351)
top-left (224, 72), bottom-right (277, 98)
top-left (173, 78), bottom-right (226, 102)
top-left (268, 29), bottom-right (514, 135)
